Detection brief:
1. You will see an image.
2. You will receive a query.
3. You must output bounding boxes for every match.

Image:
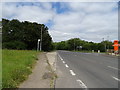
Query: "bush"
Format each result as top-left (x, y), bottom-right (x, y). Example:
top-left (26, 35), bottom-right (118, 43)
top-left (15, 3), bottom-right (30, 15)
top-left (2, 41), bottom-right (27, 50)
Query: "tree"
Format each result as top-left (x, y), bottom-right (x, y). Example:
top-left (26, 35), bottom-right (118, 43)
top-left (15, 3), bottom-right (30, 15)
top-left (2, 18), bottom-right (53, 51)
top-left (53, 38), bottom-right (114, 52)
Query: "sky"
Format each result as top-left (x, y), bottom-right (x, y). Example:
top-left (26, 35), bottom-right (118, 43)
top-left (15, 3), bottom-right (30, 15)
top-left (2, 1), bottom-right (119, 42)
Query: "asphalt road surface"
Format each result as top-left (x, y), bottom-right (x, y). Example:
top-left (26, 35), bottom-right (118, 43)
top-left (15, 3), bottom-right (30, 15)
top-left (55, 50), bottom-right (119, 89)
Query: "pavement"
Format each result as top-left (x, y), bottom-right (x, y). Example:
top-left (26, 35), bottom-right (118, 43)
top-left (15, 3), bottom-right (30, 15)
top-left (19, 52), bottom-right (54, 88)
top-left (55, 50), bottom-right (119, 88)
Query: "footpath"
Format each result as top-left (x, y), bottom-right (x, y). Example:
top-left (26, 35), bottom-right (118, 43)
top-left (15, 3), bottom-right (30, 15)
top-left (19, 52), bottom-right (57, 88)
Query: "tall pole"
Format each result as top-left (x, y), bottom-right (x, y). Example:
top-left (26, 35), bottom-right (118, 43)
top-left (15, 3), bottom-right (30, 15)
top-left (102, 38), bottom-right (106, 52)
top-left (37, 40), bottom-right (39, 51)
top-left (107, 36), bottom-right (109, 50)
top-left (74, 39), bottom-right (75, 51)
top-left (40, 26), bottom-right (42, 51)
top-left (37, 39), bottom-right (40, 51)
top-left (105, 43), bottom-right (106, 52)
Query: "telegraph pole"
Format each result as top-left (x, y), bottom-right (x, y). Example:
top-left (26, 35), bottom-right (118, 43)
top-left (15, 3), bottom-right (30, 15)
top-left (102, 38), bottom-right (106, 52)
top-left (107, 36), bottom-right (109, 50)
top-left (74, 39), bottom-right (75, 51)
top-left (40, 26), bottom-right (42, 51)
top-left (37, 39), bottom-right (40, 51)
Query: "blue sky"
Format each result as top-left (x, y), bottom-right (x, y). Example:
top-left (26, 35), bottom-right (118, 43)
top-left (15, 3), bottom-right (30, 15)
top-left (2, 1), bottom-right (118, 42)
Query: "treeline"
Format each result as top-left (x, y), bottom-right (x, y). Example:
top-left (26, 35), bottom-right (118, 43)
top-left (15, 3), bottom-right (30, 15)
top-left (54, 38), bottom-right (114, 52)
top-left (0, 21), bottom-right (2, 48)
top-left (2, 18), bottom-right (114, 52)
top-left (2, 18), bottom-right (54, 51)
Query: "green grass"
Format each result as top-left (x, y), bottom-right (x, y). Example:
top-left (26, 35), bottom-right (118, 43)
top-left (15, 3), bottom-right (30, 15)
top-left (0, 49), bottom-right (2, 89)
top-left (2, 49), bottom-right (39, 88)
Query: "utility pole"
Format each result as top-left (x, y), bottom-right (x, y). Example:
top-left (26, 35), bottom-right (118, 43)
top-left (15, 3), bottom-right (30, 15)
top-left (107, 36), bottom-right (109, 50)
top-left (102, 38), bottom-right (106, 52)
top-left (102, 38), bottom-right (104, 42)
top-left (37, 39), bottom-right (40, 51)
top-left (104, 38), bottom-right (106, 52)
top-left (40, 26), bottom-right (42, 51)
top-left (74, 39), bottom-right (75, 51)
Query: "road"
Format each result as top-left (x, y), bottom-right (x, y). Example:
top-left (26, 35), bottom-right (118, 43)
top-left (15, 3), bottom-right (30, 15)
top-left (55, 50), bottom-right (119, 89)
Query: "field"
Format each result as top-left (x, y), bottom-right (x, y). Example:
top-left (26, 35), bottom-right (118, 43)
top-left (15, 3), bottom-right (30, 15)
top-left (2, 50), bottom-right (38, 88)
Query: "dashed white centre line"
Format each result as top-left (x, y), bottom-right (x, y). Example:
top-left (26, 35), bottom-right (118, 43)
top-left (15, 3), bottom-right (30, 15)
top-left (65, 64), bottom-right (69, 68)
top-left (76, 80), bottom-right (87, 89)
top-left (108, 66), bottom-right (119, 70)
top-left (70, 70), bottom-right (76, 76)
top-left (112, 76), bottom-right (120, 81)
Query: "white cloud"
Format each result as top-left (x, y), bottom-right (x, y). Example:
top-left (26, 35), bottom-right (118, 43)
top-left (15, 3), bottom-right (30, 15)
top-left (69, 2), bottom-right (118, 13)
top-left (2, 2), bottom-right (118, 42)
top-left (2, 2), bottom-right (54, 23)
top-left (2, 0), bottom-right (120, 2)
top-left (0, 3), bottom-right (2, 20)
top-left (50, 2), bottom-right (118, 42)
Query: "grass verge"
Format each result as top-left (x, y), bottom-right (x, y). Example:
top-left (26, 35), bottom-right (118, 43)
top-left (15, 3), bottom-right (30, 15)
top-left (0, 49), bottom-right (2, 89)
top-left (2, 49), bottom-right (39, 88)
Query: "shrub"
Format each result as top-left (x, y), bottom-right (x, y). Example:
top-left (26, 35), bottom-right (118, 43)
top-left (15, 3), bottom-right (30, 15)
top-left (2, 41), bottom-right (27, 50)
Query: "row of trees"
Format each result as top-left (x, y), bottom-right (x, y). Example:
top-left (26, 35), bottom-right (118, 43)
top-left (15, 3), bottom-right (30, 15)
top-left (54, 38), bottom-right (114, 52)
top-left (0, 21), bottom-right (1, 48)
top-left (2, 18), bottom-right (54, 51)
top-left (2, 18), bottom-right (114, 52)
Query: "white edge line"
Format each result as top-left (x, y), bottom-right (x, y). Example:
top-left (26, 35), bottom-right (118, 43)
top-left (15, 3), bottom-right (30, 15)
top-left (76, 80), bottom-right (87, 88)
top-left (70, 70), bottom-right (76, 76)
top-left (112, 76), bottom-right (120, 81)
top-left (63, 61), bottom-right (65, 63)
top-left (61, 58), bottom-right (63, 61)
top-left (65, 64), bottom-right (69, 68)
top-left (58, 53), bottom-right (63, 61)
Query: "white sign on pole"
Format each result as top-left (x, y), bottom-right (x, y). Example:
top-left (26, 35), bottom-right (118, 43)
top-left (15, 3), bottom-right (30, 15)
top-left (38, 39), bottom-right (40, 42)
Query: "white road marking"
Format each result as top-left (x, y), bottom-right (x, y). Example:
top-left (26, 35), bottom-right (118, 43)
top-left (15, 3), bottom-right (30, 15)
top-left (76, 80), bottom-right (87, 89)
top-left (70, 70), bottom-right (76, 76)
top-left (58, 54), bottom-right (63, 61)
top-left (108, 66), bottom-right (119, 70)
top-left (112, 76), bottom-right (120, 81)
top-left (65, 64), bottom-right (69, 68)
top-left (63, 61), bottom-right (65, 63)
top-left (61, 58), bottom-right (63, 61)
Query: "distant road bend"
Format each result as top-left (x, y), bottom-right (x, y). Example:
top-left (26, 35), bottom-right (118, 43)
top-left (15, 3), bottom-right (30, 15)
top-left (55, 50), bottom-right (118, 88)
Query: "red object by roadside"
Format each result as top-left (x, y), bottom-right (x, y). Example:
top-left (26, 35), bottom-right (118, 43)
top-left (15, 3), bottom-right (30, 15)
top-left (112, 40), bottom-right (120, 51)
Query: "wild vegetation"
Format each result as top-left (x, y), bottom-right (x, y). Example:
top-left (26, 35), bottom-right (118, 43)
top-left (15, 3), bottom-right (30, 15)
top-left (2, 50), bottom-right (38, 88)
top-left (0, 50), bottom-right (1, 90)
